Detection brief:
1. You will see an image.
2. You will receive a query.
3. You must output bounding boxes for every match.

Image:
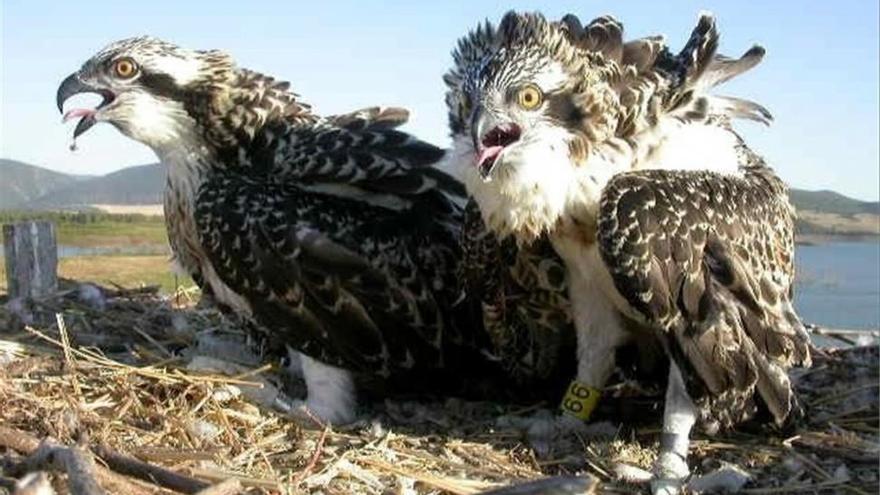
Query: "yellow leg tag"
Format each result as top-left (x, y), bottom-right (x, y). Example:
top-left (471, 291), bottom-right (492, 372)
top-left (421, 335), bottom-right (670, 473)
top-left (560, 381), bottom-right (601, 421)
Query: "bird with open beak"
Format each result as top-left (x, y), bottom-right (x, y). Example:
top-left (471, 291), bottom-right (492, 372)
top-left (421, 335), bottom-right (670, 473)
top-left (56, 36), bottom-right (518, 426)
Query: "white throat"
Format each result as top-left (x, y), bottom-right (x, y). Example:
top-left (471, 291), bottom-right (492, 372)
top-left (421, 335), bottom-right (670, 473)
top-left (449, 121), bottom-right (743, 244)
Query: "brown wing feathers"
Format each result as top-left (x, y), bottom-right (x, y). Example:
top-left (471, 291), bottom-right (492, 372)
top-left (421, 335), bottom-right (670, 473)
top-left (597, 169), bottom-right (810, 427)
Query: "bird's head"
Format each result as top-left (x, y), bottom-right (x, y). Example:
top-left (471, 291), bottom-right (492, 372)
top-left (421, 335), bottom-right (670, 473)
top-left (444, 12), bottom-right (624, 239)
top-left (57, 36), bottom-right (236, 153)
top-left (449, 13), bottom-right (611, 177)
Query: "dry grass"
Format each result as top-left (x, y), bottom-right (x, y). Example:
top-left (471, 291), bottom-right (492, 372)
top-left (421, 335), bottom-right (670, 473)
top-left (1, 255), bottom-right (189, 295)
top-left (90, 204), bottom-right (165, 216)
top-left (0, 285), bottom-right (877, 494)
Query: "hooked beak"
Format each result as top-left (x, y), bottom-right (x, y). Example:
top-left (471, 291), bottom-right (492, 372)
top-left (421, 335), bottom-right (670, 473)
top-left (56, 72), bottom-right (116, 139)
top-left (471, 108), bottom-right (522, 182)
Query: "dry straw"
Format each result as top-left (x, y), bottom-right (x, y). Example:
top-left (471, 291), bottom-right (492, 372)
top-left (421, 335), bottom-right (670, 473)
top-left (0, 282), bottom-right (877, 494)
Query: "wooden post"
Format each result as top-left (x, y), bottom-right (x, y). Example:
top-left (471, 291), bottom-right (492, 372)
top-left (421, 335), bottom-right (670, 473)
top-left (3, 221), bottom-right (58, 299)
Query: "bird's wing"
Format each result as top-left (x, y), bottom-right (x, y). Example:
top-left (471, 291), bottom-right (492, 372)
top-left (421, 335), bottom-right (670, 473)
top-left (326, 106), bottom-right (411, 130)
top-left (596, 167), bottom-right (811, 426)
top-left (195, 173), bottom-right (465, 376)
top-left (459, 199), bottom-right (576, 394)
top-left (266, 112), bottom-right (464, 201)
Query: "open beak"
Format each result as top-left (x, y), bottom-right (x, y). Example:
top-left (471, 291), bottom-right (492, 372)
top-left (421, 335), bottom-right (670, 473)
top-left (471, 109), bottom-right (522, 182)
top-left (56, 72), bottom-right (116, 139)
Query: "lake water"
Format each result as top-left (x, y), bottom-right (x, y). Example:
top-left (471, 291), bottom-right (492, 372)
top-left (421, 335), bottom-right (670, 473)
top-left (795, 240), bottom-right (879, 330)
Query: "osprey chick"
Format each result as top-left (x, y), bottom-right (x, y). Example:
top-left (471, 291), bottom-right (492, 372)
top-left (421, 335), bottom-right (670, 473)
top-left (57, 37), bottom-right (495, 424)
top-left (446, 12), bottom-right (810, 493)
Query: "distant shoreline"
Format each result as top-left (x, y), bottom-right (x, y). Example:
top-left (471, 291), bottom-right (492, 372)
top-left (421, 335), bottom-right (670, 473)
top-left (797, 233), bottom-right (880, 246)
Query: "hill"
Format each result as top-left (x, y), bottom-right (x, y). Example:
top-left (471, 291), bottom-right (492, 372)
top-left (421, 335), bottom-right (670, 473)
top-left (0, 159), bottom-right (90, 209)
top-left (789, 189), bottom-right (880, 216)
top-left (0, 159), bottom-right (877, 236)
top-left (0, 161), bottom-right (163, 210)
top-left (28, 163), bottom-right (164, 208)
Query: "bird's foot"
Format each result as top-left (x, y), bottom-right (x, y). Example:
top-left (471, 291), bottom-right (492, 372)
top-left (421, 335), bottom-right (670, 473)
top-left (651, 452), bottom-right (690, 495)
top-left (497, 409), bottom-right (614, 458)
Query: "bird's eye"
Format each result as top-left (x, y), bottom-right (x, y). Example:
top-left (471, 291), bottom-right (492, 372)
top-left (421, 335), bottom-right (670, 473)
top-left (517, 84), bottom-right (543, 110)
top-left (113, 58), bottom-right (138, 79)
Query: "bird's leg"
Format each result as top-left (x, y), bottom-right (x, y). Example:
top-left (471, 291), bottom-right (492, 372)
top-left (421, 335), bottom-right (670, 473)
top-left (652, 360), bottom-right (697, 495)
top-left (514, 281), bottom-right (625, 456)
top-left (565, 280), bottom-right (625, 421)
top-left (277, 352), bottom-right (357, 425)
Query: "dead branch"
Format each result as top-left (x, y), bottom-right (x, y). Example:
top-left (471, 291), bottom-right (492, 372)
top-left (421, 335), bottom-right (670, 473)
top-left (92, 443), bottom-right (210, 494)
top-left (10, 439), bottom-right (105, 495)
top-left (0, 427), bottom-right (153, 495)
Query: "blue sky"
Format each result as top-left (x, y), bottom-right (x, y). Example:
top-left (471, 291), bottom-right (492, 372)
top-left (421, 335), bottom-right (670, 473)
top-left (2, 0), bottom-right (878, 200)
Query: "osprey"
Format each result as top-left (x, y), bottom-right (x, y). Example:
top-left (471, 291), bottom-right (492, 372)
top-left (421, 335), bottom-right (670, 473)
top-left (446, 12), bottom-right (811, 493)
top-left (56, 37), bottom-right (507, 424)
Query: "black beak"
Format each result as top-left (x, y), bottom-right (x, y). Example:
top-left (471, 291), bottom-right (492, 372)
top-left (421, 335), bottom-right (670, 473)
top-left (56, 73), bottom-right (90, 113)
top-left (57, 72), bottom-right (115, 138)
top-left (471, 106), bottom-right (522, 181)
top-left (470, 105), bottom-right (484, 151)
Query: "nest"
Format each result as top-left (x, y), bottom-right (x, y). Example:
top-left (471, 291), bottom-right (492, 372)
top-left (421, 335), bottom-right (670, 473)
top-left (0, 282), bottom-right (877, 494)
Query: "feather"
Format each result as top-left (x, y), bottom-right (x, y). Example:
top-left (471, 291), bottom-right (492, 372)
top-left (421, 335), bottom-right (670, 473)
top-left (703, 45), bottom-right (766, 88)
top-left (62, 36), bottom-right (518, 410)
top-left (621, 35), bottom-right (667, 72)
top-left (458, 200), bottom-right (575, 395)
top-left (328, 106), bottom-right (411, 130)
top-left (597, 166), bottom-right (811, 427)
top-left (711, 96), bottom-right (773, 125)
top-left (582, 15), bottom-right (624, 62)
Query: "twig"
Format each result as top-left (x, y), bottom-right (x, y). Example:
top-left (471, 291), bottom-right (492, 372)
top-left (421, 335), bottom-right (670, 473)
top-left (22, 325), bottom-right (264, 388)
top-left (193, 478), bottom-right (243, 495)
top-left (0, 426), bottom-right (39, 453)
top-left (0, 427), bottom-right (153, 495)
top-left (131, 324), bottom-right (173, 358)
top-left (811, 383), bottom-right (879, 407)
top-left (93, 443), bottom-right (210, 494)
top-left (184, 468), bottom-right (282, 491)
top-left (477, 476), bottom-right (598, 495)
top-left (741, 478), bottom-right (851, 493)
top-left (292, 426), bottom-right (329, 485)
top-left (11, 439), bottom-right (105, 495)
top-left (357, 457), bottom-right (499, 495)
top-left (55, 313), bottom-right (81, 397)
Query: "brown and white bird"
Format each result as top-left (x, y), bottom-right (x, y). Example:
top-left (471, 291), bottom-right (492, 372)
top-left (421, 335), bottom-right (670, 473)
top-left (445, 12), bottom-right (811, 493)
top-left (56, 36), bottom-right (510, 424)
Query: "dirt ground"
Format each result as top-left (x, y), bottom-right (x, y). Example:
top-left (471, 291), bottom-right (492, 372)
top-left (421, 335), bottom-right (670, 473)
top-left (0, 283), bottom-right (877, 494)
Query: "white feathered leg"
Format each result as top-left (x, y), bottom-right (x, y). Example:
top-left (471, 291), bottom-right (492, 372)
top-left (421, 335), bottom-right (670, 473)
top-left (556, 242), bottom-right (630, 395)
top-left (515, 243), bottom-right (630, 455)
top-left (652, 360), bottom-right (697, 495)
top-left (278, 350), bottom-right (357, 425)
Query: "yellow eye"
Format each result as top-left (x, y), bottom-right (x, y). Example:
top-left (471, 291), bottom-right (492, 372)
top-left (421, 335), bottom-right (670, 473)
top-left (517, 84), bottom-right (543, 110)
top-left (114, 58), bottom-right (138, 78)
